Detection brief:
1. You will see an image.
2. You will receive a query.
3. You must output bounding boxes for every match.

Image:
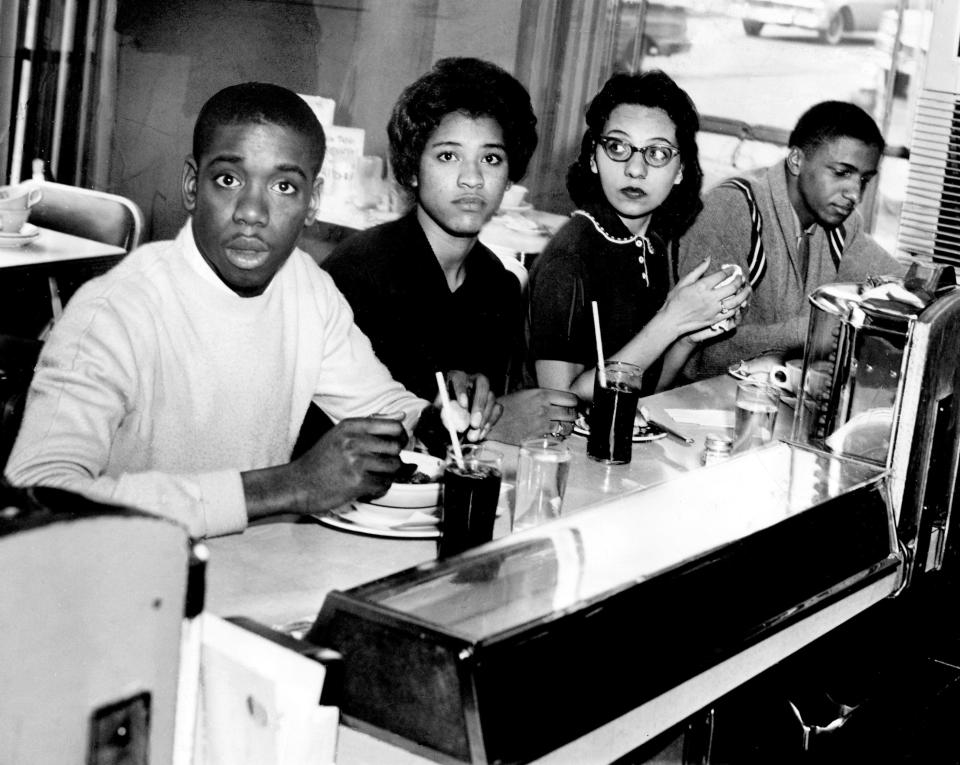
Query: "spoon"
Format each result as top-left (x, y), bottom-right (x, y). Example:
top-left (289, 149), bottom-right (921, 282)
top-left (639, 406), bottom-right (695, 446)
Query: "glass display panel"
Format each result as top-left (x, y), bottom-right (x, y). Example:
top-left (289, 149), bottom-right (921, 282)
top-left (370, 443), bottom-right (885, 641)
top-left (794, 281), bottom-right (919, 463)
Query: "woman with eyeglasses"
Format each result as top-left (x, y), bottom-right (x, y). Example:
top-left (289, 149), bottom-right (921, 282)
top-left (527, 70), bottom-right (751, 400)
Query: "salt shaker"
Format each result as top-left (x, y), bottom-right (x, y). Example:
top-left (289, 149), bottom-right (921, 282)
top-left (701, 433), bottom-right (733, 466)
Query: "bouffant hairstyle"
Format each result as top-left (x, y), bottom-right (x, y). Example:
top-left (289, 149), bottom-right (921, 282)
top-left (789, 100), bottom-right (885, 154)
top-left (193, 82), bottom-right (326, 174)
top-left (566, 70), bottom-right (703, 239)
top-left (387, 57), bottom-right (539, 190)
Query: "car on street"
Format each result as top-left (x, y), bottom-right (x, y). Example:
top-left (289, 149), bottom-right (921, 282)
top-left (728, 1), bottom-right (897, 45)
top-left (617, 1), bottom-right (693, 60)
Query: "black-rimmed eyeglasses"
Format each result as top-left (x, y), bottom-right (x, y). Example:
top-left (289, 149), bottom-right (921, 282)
top-left (596, 136), bottom-right (680, 167)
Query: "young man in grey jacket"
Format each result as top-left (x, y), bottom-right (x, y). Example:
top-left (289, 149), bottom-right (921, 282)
top-left (676, 101), bottom-right (904, 380)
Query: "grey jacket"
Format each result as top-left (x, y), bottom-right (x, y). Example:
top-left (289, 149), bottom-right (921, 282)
top-left (677, 161), bottom-right (903, 379)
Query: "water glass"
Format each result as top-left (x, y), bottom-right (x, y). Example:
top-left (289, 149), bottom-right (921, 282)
top-left (438, 444), bottom-right (503, 559)
top-left (732, 380), bottom-right (780, 453)
top-left (513, 436), bottom-right (571, 532)
top-left (587, 360), bottom-right (643, 464)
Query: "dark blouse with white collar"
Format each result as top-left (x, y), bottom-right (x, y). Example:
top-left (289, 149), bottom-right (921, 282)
top-left (527, 200), bottom-right (672, 395)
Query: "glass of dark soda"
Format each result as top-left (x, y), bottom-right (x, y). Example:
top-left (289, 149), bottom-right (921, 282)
top-left (587, 360), bottom-right (643, 465)
top-left (438, 444), bottom-right (503, 559)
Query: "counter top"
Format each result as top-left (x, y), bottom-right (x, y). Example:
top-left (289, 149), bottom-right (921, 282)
top-left (0, 225), bottom-right (125, 270)
top-left (204, 376), bottom-right (749, 627)
top-left (204, 375), bottom-right (898, 764)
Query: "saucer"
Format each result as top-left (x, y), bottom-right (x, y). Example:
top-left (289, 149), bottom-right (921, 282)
top-left (727, 361), bottom-right (767, 381)
top-left (497, 201), bottom-right (533, 214)
top-left (572, 413), bottom-right (666, 442)
top-left (0, 223), bottom-right (39, 248)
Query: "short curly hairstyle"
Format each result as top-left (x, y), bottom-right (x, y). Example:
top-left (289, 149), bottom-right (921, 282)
top-left (567, 70), bottom-right (703, 239)
top-left (193, 82), bottom-right (326, 174)
top-left (789, 100), bottom-right (885, 155)
top-left (387, 57), bottom-right (538, 191)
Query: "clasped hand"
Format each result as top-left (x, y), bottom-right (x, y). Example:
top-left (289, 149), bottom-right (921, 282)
top-left (663, 257), bottom-right (751, 338)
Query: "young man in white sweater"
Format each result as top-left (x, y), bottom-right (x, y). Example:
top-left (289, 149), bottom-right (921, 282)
top-left (5, 82), bottom-right (493, 538)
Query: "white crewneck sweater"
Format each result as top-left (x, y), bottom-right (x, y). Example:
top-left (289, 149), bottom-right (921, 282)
top-left (6, 223), bottom-right (427, 537)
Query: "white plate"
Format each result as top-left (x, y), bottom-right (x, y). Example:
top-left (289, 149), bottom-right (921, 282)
top-left (314, 513), bottom-right (439, 540)
top-left (572, 413), bottom-right (666, 442)
top-left (0, 223), bottom-right (39, 248)
top-left (350, 501), bottom-right (438, 526)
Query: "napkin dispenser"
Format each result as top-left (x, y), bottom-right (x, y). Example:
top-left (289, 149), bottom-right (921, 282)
top-left (0, 481), bottom-right (193, 765)
top-left (792, 262), bottom-right (960, 584)
top-left (306, 445), bottom-right (896, 764)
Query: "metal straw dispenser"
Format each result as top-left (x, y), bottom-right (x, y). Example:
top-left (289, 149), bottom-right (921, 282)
top-left (792, 262), bottom-right (960, 585)
top-left (792, 280), bottom-right (913, 465)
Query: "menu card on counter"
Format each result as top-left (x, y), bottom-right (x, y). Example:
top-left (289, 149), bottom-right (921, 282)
top-left (297, 93), bottom-right (365, 201)
top-left (320, 125), bottom-right (365, 201)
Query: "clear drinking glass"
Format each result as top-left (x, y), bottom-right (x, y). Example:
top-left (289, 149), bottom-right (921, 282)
top-left (732, 380), bottom-right (780, 454)
top-left (513, 436), bottom-right (571, 532)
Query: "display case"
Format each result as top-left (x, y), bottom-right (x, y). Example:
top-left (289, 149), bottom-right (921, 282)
top-left (791, 265), bottom-right (960, 584)
top-left (307, 443), bottom-right (899, 764)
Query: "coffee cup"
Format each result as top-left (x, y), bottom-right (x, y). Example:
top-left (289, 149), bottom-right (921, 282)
top-left (710, 263), bottom-right (743, 332)
top-left (770, 359), bottom-right (803, 395)
top-left (0, 186), bottom-right (42, 211)
top-left (0, 186), bottom-right (41, 234)
top-left (0, 208), bottom-right (31, 234)
top-left (714, 263), bottom-right (742, 289)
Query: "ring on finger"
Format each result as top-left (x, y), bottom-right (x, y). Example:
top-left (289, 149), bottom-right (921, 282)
top-left (719, 299), bottom-right (730, 315)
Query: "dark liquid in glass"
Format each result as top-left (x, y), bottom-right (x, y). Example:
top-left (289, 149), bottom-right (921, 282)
top-left (588, 380), bottom-right (640, 464)
top-left (438, 464), bottom-right (502, 559)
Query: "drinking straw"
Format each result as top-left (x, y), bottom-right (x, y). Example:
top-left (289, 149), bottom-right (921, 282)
top-left (435, 371), bottom-right (465, 469)
top-left (591, 301), bottom-right (607, 388)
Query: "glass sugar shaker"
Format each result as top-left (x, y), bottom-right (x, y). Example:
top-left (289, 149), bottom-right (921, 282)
top-left (701, 433), bottom-right (733, 466)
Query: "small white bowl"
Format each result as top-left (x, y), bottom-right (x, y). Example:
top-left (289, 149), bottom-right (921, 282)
top-left (369, 450), bottom-right (442, 508)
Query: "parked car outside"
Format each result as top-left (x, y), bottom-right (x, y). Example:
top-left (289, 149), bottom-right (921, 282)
top-left (727, 1), bottom-right (897, 45)
top-left (617, 1), bottom-right (693, 60)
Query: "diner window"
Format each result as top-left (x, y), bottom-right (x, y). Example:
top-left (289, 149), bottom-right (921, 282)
top-left (607, 0), bottom-right (935, 254)
top-left (1, 0), bottom-right (936, 251)
top-left (1, 0), bottom-right (117, 187)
